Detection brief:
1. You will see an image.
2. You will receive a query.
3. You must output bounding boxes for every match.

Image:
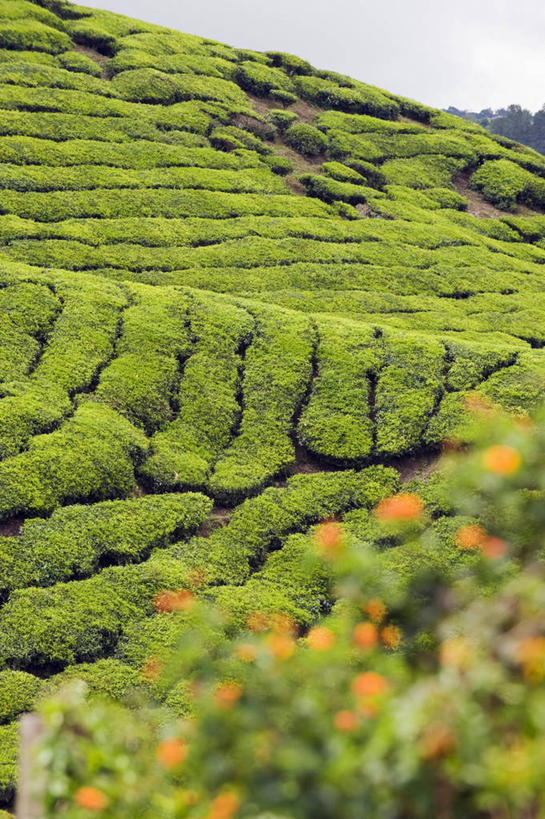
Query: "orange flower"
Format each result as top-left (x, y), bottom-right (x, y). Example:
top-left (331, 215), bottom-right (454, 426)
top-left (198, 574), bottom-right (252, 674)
top-left (156, 738), bottom-right (188, 770)
top-left (271, 612), bottom-right (296, 635)
top-left (375, 493), bottom-right (424, 523)
top-left (364, 598), bottom-right (387, 623)
top-left (464, 392), bottom-right (494, 416)
top-left (307, 626), bottom-right (336, 651)
top-left (420, 723), bottom-right (455, 760)
top-left (187, 567), bottom-right (207, 588)
top-left (352, 671), bottom-right (388, 697)
top-left (246, 611), bottom-right (269, 632)
top-left (314, 521), bottom-right (345, 560)
top-left (353, 621), bottom-right (378, 649)
top-left (142, 655), bottom-right (163, 682)
top-left (517, 636), bottom-right (545, 681)
top-left (74, 787), bottom-right (109, 812)
top-left (334, 710), bottom-right (358, 732)
top-left (440, 637), bottom-right (472, 670)
top-left (206, 791), bottom-right (240, 819)
top-left (153, 588), bottom-right (195, 613)
top-left (235, 643), bottom-right (257, 663)
top-left (214, 681), bottom-right (243, 708)
top-left (266, 633), bottom-right (295, 661)
top-left (481, 536), bottom-right (508, 560)
top-left (482, 444), bottom-right (521, 476)
top-left (381, 625), bottom-right (402, 650)
top-left (456, 524), bottom-right (487, 550)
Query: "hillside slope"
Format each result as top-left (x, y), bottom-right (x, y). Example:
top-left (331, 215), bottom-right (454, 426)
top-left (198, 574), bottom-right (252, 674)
top-left (2, 0), bottom-right (545, 806)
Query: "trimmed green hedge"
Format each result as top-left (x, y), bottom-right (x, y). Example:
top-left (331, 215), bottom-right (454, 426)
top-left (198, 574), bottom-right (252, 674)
top-left (58, 49), bottom-right (102, 76)
top-left (298, 317), bottom-right (381, 462)
top-left (208, 303), bottom-right (314, 503)
top-left (470, 159), bottom-right (545, 210)
top-left (0, 274), bottom-right (126, 460)
top-left (140, 293), bottom-right (253, 490)
top-left (0, 400), bottom-right (148, 519)
top-left (0, 670), bottom-right (44, 723)
top-left (0, 19), bottom-right (71, 54)
top-left (285, 123), bottom-right (328, 156)
top-left (234, 60), bottom-right (294, 97)
top-left (0, 492), bottom-right (211, 592)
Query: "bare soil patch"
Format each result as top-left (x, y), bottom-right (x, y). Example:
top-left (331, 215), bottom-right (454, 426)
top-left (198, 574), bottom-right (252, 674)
top-left (0, 516), bottom-right (24, 537)
top-left (454, 172), bottom-right (508, 219)
top-left (199, 507), bottom-right (232, 537)
top-left (74, 44), bottom-right (110, 79)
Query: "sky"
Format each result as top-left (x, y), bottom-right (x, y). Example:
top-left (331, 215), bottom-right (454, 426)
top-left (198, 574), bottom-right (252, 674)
top-left (76, 0), bottom-right (545, 112)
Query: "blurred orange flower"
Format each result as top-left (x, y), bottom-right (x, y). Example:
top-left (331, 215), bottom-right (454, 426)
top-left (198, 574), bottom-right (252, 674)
top-left (153, 588), bottom-right (195, 613)
top-left (206, 791), bottom-right (240, 819)
top-left (381, 625), bottom-right (402, 650)
top-left (517, 636), bottom-right (545, 681)
top-left (314, 521), bottom-right (345, 559)
top-left (266, 633), bottom-right (295, 661)
top-left (440, 636), bottom-right (473, 670)
top-left (375, 493), bottom-right (424, 523)
top-left (74, 786), bottom-right (109, 811)
top-left (141, 655), bottom-right (163, 682)
top-left (482, 444), bottom-right (521, 476)
top-left (307, 626), bottom-right (336, 651)
top-left (364, 598), bottom-right (387, 623)
top-left (456, 524), bottom-right (487, 550)
top-left (214, 681), bottom-right (243, 708)
top-left (353, 621), bottom-right (378, 649)
top-left (420, 723), bottom-right (455, 760)
top-left (156, 738), bottom-right (188, 770)
top-left (352, 671), bottom-right (388, 697)
top-left (235, 643), bottom-right (257, 662)
top-left (334, 710), bottom-right (358, 732)
top-left (481, 536), bottom-right (508, 560)
top-left (246, 611), bottom-right (269, 632)
top-left (271, 612), bottom-right (296, 635)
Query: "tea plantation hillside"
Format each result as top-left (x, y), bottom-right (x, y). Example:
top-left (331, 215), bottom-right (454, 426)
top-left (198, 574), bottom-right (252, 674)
top-left (3, 0), bottom-right (545, 806)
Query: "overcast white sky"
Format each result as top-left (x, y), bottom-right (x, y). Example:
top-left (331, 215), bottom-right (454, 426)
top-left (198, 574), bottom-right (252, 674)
top-left (76, 0), bottom-right (545, 112)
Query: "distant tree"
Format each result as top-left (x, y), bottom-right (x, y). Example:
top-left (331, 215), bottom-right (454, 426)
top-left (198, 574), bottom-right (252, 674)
top-left (445, 103), bottom-right (545, 157)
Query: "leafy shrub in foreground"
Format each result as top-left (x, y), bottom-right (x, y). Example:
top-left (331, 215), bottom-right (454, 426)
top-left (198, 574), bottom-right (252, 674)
top-left (33, 408), bottom-right (545, 818)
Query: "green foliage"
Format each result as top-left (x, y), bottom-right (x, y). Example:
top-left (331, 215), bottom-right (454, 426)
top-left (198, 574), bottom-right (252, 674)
top-left (57, 50), bottom-right (102, 76)
top-left (0, 19), bottom-right (71, 54)
top-left (234, 60), bottom-right (293, 97)
top-left (284, 122), bottom-right (328, 156)
top-left (298, 317), bottom-right (380, 462)
top-left (0, 401), bottom-right (148, 519)
top-left (295, 74), bottom-right (399, 118)
top-left (267, 108), bottom-right (298, 131)
top-left (0, 492), bottom-right (211, 592)
top-left (140, 294), bottom-right (253, 490)
top-left (299, 173), bottom-right (369, 204)
top-left (0, 670), bottom-right (44, 723)
top-left (208, 304), bottom-right (314, 503)
top-left (471, 158), bottom-right (545, 210)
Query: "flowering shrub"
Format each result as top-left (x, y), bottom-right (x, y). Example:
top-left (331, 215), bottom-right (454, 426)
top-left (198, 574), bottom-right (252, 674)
top-left (34, 407), bottom-right (545, 817)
